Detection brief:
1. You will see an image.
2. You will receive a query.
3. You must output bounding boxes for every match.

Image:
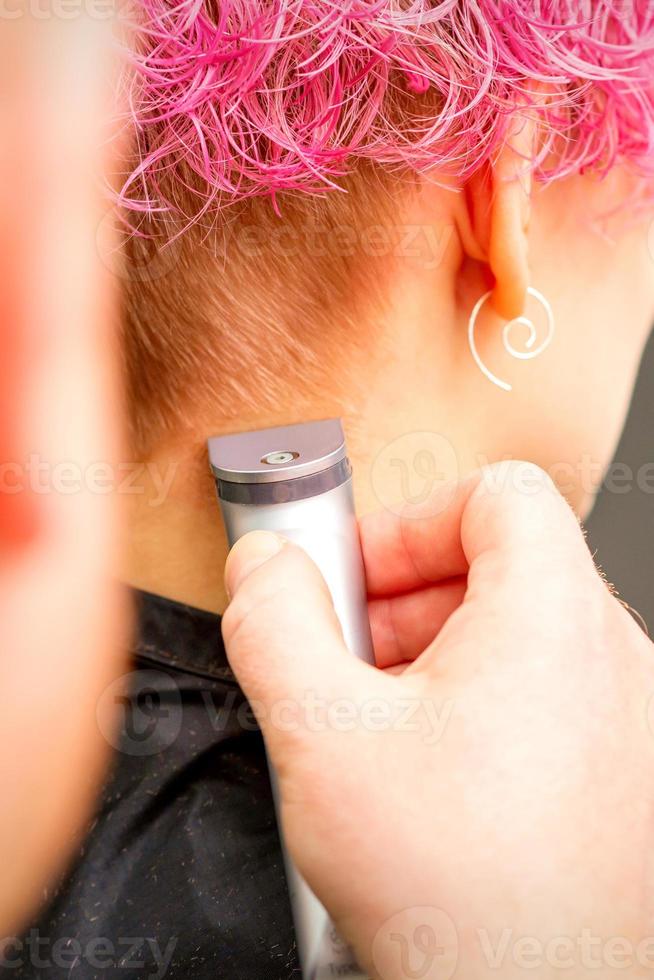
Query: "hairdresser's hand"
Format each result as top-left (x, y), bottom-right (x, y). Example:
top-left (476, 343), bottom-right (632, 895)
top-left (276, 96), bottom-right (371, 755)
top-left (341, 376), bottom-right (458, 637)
top-left (223, 463), bottom-right (654, 980)
top-left (0, 16), bottom-right (127, 931)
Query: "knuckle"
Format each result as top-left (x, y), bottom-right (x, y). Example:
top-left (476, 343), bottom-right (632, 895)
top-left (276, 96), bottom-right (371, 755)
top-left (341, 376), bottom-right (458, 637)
top-left (478, 459), bottom-right (573, 525)
top-left (465, 460), bottom-right (595, 577)
top-left (482, 459), bottom-right (556, 496)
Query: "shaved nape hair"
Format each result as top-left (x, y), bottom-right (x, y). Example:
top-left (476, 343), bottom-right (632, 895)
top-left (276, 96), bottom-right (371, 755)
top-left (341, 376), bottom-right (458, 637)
top-left (117, 1), bottom-right (654, 451)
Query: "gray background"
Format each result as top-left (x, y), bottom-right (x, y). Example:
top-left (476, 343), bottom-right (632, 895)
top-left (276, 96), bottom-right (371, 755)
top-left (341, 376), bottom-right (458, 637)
top-left (587, 330), bottom-right (654, 629)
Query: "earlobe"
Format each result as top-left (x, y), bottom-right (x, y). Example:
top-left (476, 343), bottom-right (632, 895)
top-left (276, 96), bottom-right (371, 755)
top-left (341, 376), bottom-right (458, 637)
top-left (458, 118), bottom-right (534, 322)
top-left (488, 169), bottom-right (530, 321)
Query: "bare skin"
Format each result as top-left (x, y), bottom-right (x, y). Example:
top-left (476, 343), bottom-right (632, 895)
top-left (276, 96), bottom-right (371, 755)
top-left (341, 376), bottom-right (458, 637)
top-left (223, 467), bottom-right (654, 980)
top-left (124, 165), bottom-right (654, 614)
top-left (0, 16), bottom-right (127, 932)
top-left (2, 9), bottom-right (654, 960)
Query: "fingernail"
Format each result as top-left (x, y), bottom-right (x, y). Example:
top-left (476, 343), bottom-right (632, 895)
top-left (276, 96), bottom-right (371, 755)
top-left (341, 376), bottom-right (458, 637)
top-left (225, 530), bottom-right (285, 599)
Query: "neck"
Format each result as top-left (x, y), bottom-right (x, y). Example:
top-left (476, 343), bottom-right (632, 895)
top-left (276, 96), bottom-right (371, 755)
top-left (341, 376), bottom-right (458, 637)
top-left (122, 267), bottom-right (487, 613)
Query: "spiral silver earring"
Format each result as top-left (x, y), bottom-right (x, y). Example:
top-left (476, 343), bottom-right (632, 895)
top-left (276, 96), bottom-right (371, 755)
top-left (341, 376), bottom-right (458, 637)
top-left (468, 286), bottom-right (555, 392)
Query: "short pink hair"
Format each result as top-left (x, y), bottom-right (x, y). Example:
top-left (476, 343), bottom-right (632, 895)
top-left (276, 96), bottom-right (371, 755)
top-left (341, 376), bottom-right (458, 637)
top-left (120, 0), bottom-right (654, 219)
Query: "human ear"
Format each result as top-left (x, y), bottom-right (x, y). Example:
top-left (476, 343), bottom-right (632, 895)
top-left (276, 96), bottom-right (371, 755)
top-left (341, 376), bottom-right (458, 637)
top-left (457, 116), bottom-right (534, 321)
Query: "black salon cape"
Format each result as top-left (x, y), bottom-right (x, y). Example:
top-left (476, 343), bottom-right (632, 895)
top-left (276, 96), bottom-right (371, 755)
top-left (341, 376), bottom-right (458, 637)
top-left (3, 591), bottom-right (300, 979)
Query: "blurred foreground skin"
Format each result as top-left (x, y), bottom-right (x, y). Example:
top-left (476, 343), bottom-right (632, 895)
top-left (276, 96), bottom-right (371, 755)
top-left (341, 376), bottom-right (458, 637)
top-left (223, 464), bottom-right (654, 980)
top-left (0, 14), bottom-right (127, 931)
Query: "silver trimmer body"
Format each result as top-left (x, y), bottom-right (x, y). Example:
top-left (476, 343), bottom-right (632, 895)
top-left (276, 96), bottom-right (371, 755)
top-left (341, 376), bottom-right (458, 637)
top-left (208, 419), bottom-right (372, 980)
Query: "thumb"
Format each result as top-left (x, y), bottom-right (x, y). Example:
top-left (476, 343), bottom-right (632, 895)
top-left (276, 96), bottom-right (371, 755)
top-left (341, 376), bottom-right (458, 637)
top-left (222, 531), bottom-right (373, 761)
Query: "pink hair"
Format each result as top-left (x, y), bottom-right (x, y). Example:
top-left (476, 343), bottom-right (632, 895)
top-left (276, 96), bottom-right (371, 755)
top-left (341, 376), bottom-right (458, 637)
top-left (119, 0), bottom-right (654, 219)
